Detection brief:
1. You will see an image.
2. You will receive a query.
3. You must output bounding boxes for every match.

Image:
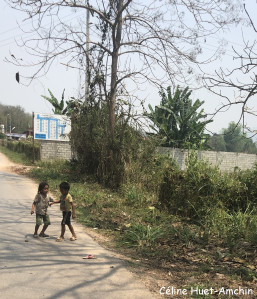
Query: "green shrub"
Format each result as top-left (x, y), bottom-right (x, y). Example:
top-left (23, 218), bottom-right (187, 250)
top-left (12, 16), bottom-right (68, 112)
top-left (204, 208), bottom-right (257, 249)
top-left (247, 214), bottom-right (257, 245)
top-left (70, 103), bottom-right (150, 188)
top-left (126, 151), bottom-right (180, 198)
top-left (236, 165), bottom-right (257, 211)
top-left (157, 151), bottom-right (257, 220)
top-left (158, 152), bottom-right (222, 219)
top-left (29, 160), bottom-right (75, 182)
top-left (6, 140), bottom-right (40, 160)
top-left (120, 223), bottom-right (165, 248)
top-left (0, 132), bottom-right (6, 139)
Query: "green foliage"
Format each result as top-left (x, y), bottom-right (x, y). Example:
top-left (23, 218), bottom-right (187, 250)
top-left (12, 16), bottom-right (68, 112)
top-left (235, 165), bottom-right (257, 210)
top-left (206, 209), bottom-right (245, 247)
top-left (120, 223), bottom-right (165, 248)
top-left (6, 140), bottom-right (40, 160)
top-left (223, 122), bottom-right (247, 152)
top-left (208, 134), bottom-right (226, 151)
top-left (125, 143), bottom-right (179, 195)
top-left (28, 160), bottom-right (79, 185)
top-left (0, 132), bottom-right (6, 139)
top-left (41, 89), bottom-right (65, 114)
top-left (204, 208), bottom-right (257, 251)
top-left (0, 144), bottom-right (32, 165)
top-left (70, 103), bottom-right (149, 188)
top-left (158, 152), bottom-right (222, 219)
top-left (158, 151), bottom-right (257, 220)
top-left (248, 215), bottom-right (257, 245)
top-left (234, 266), bottom-right (257, 282)
top-left (41, 89), bottom-right (80, 116)
top-left (209, 122), bottom-right (257, 153)
top-left (124, 186), bottom-right (145, 206)
top-left (147, 86), bottom-right (212, 149)
top-left (0, 102), bottom-right (32, 133)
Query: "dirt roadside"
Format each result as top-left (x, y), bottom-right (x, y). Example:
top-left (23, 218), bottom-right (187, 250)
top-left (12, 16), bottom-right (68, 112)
top-left (0, 152), bottom-right (16, 172)
top-left (0, 152), bottom-right (35, 175)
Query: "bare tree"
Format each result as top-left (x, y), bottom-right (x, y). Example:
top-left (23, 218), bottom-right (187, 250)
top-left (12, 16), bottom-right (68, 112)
top-left (5, 0), bottom-right (244, 137)
top-left (204, 2), bottom-right (257, 135)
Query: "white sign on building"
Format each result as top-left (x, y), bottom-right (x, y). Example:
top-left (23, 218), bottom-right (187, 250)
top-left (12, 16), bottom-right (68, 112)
top-left (34, 113), bottom-right (71, 141)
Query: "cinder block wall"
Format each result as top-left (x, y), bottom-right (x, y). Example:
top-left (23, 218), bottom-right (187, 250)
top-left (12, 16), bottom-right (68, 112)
top-left (40, 140), bottom-right (72, 161)
top-left (39, 141), bottom-right (257, 171)
top-left (157, 147), bottom-right (257, 172)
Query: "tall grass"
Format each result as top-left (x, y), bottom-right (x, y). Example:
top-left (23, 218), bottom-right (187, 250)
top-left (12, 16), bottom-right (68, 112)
top-left (157, 151), bottom-right (257, 221)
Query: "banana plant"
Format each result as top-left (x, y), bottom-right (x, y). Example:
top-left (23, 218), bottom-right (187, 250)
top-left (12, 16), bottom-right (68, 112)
top-left (147, 86), bottom-right (213, 149)
top-left (41, 89), bottom-right (81, 116)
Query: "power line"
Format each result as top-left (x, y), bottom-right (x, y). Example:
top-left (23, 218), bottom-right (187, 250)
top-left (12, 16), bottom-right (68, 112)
top-left (0, 11), bottom-right (85, 47)
top-left (0, 6), bottom-right (253, 64)
top-left (0, 6), bottom-right (252, 50)
top-left (0, 19), bottom-right (33, 36)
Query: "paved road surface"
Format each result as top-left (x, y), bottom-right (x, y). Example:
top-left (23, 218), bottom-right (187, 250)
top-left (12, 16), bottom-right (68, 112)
top-left (0, 153), bottom-right (156, 299)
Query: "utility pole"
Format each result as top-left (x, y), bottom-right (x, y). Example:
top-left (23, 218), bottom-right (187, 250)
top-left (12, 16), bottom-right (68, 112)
top-left (85, 3), bottom-right (90, 103)
top-left (32, 112), bottom-right (35, 163)
top-left (6, 114), bottom-right (8, 135)
top-left (7, 114), bottom-right (11, 136)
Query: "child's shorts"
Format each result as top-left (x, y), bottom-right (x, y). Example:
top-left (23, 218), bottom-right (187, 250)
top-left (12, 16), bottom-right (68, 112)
top-left (36, 214), bottom-right (51, 226)
top-left (62, 211), bottom-right (71, 225)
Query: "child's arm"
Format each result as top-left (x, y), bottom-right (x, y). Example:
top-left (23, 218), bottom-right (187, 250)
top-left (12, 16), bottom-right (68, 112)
top-left (71, 202), bottom-right (76, 219)
top-left (31, 194), bottom-right (39, 214)
top-left (49, 199), bottom-right (60, 206)
top-left (31, 202), bottom-right (35, 215)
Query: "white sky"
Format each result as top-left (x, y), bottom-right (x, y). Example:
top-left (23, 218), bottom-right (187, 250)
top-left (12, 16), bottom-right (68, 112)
top-left (0, 0), bottom-right (257, 134)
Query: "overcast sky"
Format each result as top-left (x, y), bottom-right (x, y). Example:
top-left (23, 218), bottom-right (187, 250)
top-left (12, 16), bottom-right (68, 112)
top-left (0, 0), bottom-right (257, 134)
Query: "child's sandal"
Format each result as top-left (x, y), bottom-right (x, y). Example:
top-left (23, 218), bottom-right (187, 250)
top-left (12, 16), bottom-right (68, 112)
top-left (56, 237), bottom-right (64, 242)
top-left (70, 236), bottom-right (77, 241)
top-left (39, 233), bottom-right (49, 238)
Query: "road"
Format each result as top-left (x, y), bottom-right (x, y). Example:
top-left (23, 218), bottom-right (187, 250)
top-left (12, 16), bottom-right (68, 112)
top-left (0, 153), bottom-right (156, 299)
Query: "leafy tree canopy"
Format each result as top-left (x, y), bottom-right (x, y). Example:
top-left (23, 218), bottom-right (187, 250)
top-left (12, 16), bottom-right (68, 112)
top-left (208, 134), bottom-right (227, 152)
top-left (208, 122), bottom-right (257, 154)
top-left (0, 103), bottom-right (31, 133)
top-left (223, 122), bottom-right (257, 154)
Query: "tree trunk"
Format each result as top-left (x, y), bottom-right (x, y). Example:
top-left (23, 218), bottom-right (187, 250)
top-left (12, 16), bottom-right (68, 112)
top-left (109, 0), bottom-right (123, 138)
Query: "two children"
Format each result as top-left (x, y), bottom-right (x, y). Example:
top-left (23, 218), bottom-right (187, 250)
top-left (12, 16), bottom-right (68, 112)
top-left (31, 181), bottom-right (77, 241)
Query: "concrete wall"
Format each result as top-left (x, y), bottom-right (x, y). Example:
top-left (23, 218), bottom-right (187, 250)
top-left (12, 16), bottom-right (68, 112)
top-left (39, 140), bottom-right (257, 171)
top-left (157, 147), bottom-right (257, 172)
top-left (40, 140), bottom-right (72, 161)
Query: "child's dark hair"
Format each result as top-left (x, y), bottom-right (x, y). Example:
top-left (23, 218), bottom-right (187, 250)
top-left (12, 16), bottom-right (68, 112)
top-left (38, 182), bottom-right (49, 193)
top-left (59, 181), bottom-right (70, 190)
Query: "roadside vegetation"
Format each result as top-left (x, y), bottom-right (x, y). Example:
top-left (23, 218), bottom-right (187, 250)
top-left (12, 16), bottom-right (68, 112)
top-left (1, 142), bottom-right (257, 295)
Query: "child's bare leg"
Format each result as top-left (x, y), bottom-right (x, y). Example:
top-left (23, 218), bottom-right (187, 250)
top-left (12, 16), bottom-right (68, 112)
top-left (68, 224), bottom-right (76, 238)
top-left (56, 224), bottom-right (66, 242)
top-left (39, 224), bottom-right (48, 236)
top-left (34, 224), bottom-right (40, 236)
top-left (60, 224), bottom-right (65, 238)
